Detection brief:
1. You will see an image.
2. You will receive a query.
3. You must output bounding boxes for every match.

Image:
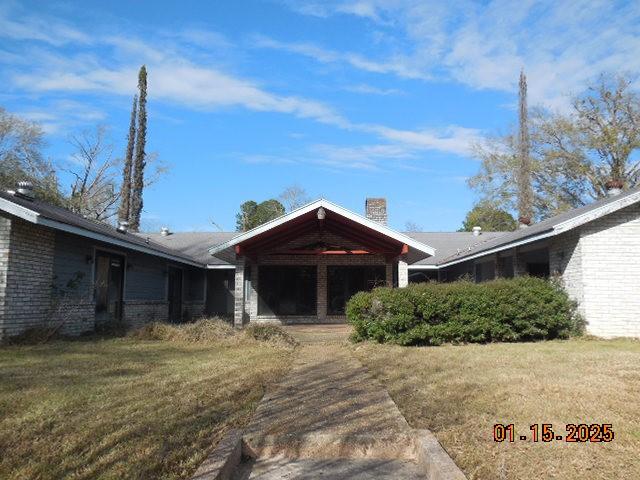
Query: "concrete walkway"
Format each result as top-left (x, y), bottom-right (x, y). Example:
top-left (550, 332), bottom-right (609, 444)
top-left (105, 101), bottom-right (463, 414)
top-left (235, 325), bottom-right (425, 479)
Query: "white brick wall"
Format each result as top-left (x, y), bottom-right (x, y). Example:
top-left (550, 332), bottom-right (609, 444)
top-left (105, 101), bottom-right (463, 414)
top-left (578, 202), bottom-right (640, 337)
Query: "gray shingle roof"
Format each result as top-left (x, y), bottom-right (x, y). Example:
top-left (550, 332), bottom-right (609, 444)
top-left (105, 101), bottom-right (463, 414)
top-left (142, 232), bottom-right (238, 265)
top-left (405, 231), bottom-right (509, 266)
top-left (0, 190), bottom-right (202, 265)
top-left (438, 185), bottom-right (640, 265)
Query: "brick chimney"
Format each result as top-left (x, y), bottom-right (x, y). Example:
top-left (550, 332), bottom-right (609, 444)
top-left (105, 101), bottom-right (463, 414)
top-left (365, 198), bottom-right (387, 225)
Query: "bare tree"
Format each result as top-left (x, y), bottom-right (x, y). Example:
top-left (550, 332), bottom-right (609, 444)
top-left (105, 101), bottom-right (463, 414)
top-left (67, 126), bottom-right (121, 221)
top-left (0, 107), bottom-right (63, 204)
top-left (404, 221), bottom-right (423, 232)
top-left (279, 184), bottom-right (310, 211)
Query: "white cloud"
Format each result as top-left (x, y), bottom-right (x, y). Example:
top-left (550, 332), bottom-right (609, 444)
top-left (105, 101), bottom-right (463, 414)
top-left (0, 6), bottom-right (90, 45)
top-left (253, 35), bottom-right (426, 79)
top-left (279, 0), bottom-right (640, 110)
top-left (343, 83), bottom-right (402, 95)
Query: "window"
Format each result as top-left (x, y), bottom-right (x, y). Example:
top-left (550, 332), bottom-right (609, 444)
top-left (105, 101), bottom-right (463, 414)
top-left (327, 266), bottom-right (386, 315)
top-left (258, 266), bottom-right (317, 315)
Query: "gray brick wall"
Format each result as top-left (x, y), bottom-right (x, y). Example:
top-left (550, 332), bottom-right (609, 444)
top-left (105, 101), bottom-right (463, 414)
top-left (0, 216), bottom-right (55, 339)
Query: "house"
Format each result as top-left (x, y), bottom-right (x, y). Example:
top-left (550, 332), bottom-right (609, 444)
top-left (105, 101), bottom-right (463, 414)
top-left (1, 181), bottom-right (639, 341)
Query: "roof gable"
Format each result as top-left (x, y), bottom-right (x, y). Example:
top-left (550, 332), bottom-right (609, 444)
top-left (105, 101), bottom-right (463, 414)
top-left (209, 199), bottom-right (435, 262)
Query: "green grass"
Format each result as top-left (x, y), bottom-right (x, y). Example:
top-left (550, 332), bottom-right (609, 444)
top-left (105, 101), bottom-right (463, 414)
top-left (0, 336), bottom-right (293, 479)
top-left (353, 338), bottom-right (640, 480)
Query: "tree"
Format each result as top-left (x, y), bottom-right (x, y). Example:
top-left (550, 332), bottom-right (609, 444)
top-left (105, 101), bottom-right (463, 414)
top-left (129, 65), bottom-right (147, 232)
top-left (404, 221), bottom-right (423, 232)
top-left (279, 185), bottom-right (310, 211)
top-left (117, 95), bottom-right (137, 223)
top-left (517, 70), bottom-right (534, 221)
top-left (460, 201), bottom-right (517, 232)
top-left (235, 199), bottom-right (285, 231)
top-left (0, 107), bottom-right (63, 205)
top-left (67, 126), bottom-right (121, 221)
top-left (469, 73), bottom-right (640, 219)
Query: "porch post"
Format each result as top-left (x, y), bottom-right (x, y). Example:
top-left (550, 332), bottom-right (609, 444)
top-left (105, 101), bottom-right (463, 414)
top-left (398, 256), bottom-right (408, 288)
top-left (385, 262), bottom-right (393, 287)
top-left (233, 257), bottom-right (246, 328)
top-left (317, 260), bottom-right (327, 321)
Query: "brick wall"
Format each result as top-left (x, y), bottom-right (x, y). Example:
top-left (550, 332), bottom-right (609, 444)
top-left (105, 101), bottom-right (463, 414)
top-left (549, 231), bottom-right (583, 317)
top-left (0, 216), bottom-right (55, 339)
top-left (239, 230), bottom-right (394, 325)
top-left (578, 202), bottom-right (640, 337)
top-left (123, 300), bottom-right (168, 329)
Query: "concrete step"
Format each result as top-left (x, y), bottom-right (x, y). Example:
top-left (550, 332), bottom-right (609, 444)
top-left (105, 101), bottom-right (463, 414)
top-left (233, 457), bottom-right (427, 480)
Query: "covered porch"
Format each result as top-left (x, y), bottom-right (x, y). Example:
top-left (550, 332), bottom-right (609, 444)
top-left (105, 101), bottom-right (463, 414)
top-left (208, 200), bottom-right (435, 327)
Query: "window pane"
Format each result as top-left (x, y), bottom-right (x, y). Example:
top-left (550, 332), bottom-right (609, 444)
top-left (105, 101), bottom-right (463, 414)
top-left (327, 266), bottom-right (385, 315)
top-left (258, 266), bottom-right (317, 315)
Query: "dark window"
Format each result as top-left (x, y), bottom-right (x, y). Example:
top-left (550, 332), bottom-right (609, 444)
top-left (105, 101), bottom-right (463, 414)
top-left (327, 266), bottom-right (386, 315)
top-left (527, 262), bottom-right (550, 278)
top-left (499, 256), bottom-right (515, 278)
top-left (474, 261), bottom-right (495, 283)
top-left (258, 266), bottom-right (317, 315)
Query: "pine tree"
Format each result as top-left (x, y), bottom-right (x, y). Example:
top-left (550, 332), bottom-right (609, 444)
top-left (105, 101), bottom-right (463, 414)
top-left (129, 65), bottom-right (147, 232)
top-left (117, 94), bottom-right (137, 223)
top-left (517, 70), bottom-right (534, 223)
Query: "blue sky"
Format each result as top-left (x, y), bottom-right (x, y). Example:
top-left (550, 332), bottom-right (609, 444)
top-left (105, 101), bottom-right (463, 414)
top-left (1, 0), bottom-right (639, 232)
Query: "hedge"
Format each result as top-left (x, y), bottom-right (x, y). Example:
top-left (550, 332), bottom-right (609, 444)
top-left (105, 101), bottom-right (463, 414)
top-left (346, 277), bottom-right (583, 345)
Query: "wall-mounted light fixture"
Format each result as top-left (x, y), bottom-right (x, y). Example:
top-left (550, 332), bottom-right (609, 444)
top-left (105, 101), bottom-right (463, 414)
top-left (317, 207), bottom-right (326, 220)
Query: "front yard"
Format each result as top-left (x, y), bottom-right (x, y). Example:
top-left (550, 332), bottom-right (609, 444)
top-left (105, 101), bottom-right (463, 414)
top-left (353, 338), bottom-right (640, 480)
top-left (0, 333), bottom-right (293, 479)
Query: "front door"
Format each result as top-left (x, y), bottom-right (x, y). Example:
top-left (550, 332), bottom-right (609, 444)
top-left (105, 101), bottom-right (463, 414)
top-left (168, 267), bottom-right (183, 322)
top-left (94, 251), bottom-right (125, 326)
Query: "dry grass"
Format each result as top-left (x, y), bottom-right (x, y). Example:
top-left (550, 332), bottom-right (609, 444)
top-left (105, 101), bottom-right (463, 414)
top-left (0, 329), bottom-right (294, 479)
top-left (353, 338), bottom-right (640, 480)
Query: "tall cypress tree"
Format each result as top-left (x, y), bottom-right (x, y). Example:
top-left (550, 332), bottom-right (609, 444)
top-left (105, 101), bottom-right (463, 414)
top-left (129, 65), bottom-right (147, 232)
top-left (117, 94), bottom-right (137, 223)
top-left (517, 69), bottom-right (534, 222)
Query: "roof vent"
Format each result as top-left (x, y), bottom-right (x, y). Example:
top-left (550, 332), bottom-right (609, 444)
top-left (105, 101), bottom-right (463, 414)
top-left (605, 179), bottom-right (623, 197)
top-left (15, 181), bottom-right (34, 200)
top-left (117, 220), bottom-right (129, 233)
top-left (472, 226), bottom-right (482, 236)
top-left (160, 226), bottom-right (171, 236)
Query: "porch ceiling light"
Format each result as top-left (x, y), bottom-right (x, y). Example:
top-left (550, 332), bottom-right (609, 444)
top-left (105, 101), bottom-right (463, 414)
top-left (317, 207), bottom-right (326, 220)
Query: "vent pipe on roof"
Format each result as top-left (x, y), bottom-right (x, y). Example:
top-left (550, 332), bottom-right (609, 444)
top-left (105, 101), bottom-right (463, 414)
top-left (15, 181), bottom-right (34, 200)
top-left (117, 220), bottom-right (129, 233)
top-left (472, 226), bottom-right (482, 236)
top-left (160, 226), bottom-right (171, 236)
top-left (605, 179), bottom-right (623, 197)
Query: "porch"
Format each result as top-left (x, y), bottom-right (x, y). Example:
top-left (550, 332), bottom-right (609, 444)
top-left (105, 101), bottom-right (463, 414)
top-left (207, 200), bottom-right (435, 327)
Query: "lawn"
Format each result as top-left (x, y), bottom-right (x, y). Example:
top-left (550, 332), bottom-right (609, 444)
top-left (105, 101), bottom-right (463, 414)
top-left (0, 334), bottom-right (293, 479)
top-left (353, 338), bottom-right (640, 480)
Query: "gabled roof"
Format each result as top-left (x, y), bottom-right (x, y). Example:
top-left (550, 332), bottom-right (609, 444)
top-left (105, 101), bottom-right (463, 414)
top-left (208, 199), bottom-right (436, 263)
top-left (0, 191), bottom-right (202, 267)
top-left (438, 185), bottom-right (640, 267)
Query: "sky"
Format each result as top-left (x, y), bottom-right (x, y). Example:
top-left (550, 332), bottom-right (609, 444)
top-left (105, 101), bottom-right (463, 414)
top-left (1, 0), bottom-right (639, 232)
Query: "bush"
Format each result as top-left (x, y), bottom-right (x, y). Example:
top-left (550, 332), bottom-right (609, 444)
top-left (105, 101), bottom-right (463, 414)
top-left (347, 277), bottom-right (583, 346)
top-left (129, 318), bottom-right (237, 344)
top-left (130, 318), bottom-right (298, 347)
top-left (244, 323), bottom-right (298, 347)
